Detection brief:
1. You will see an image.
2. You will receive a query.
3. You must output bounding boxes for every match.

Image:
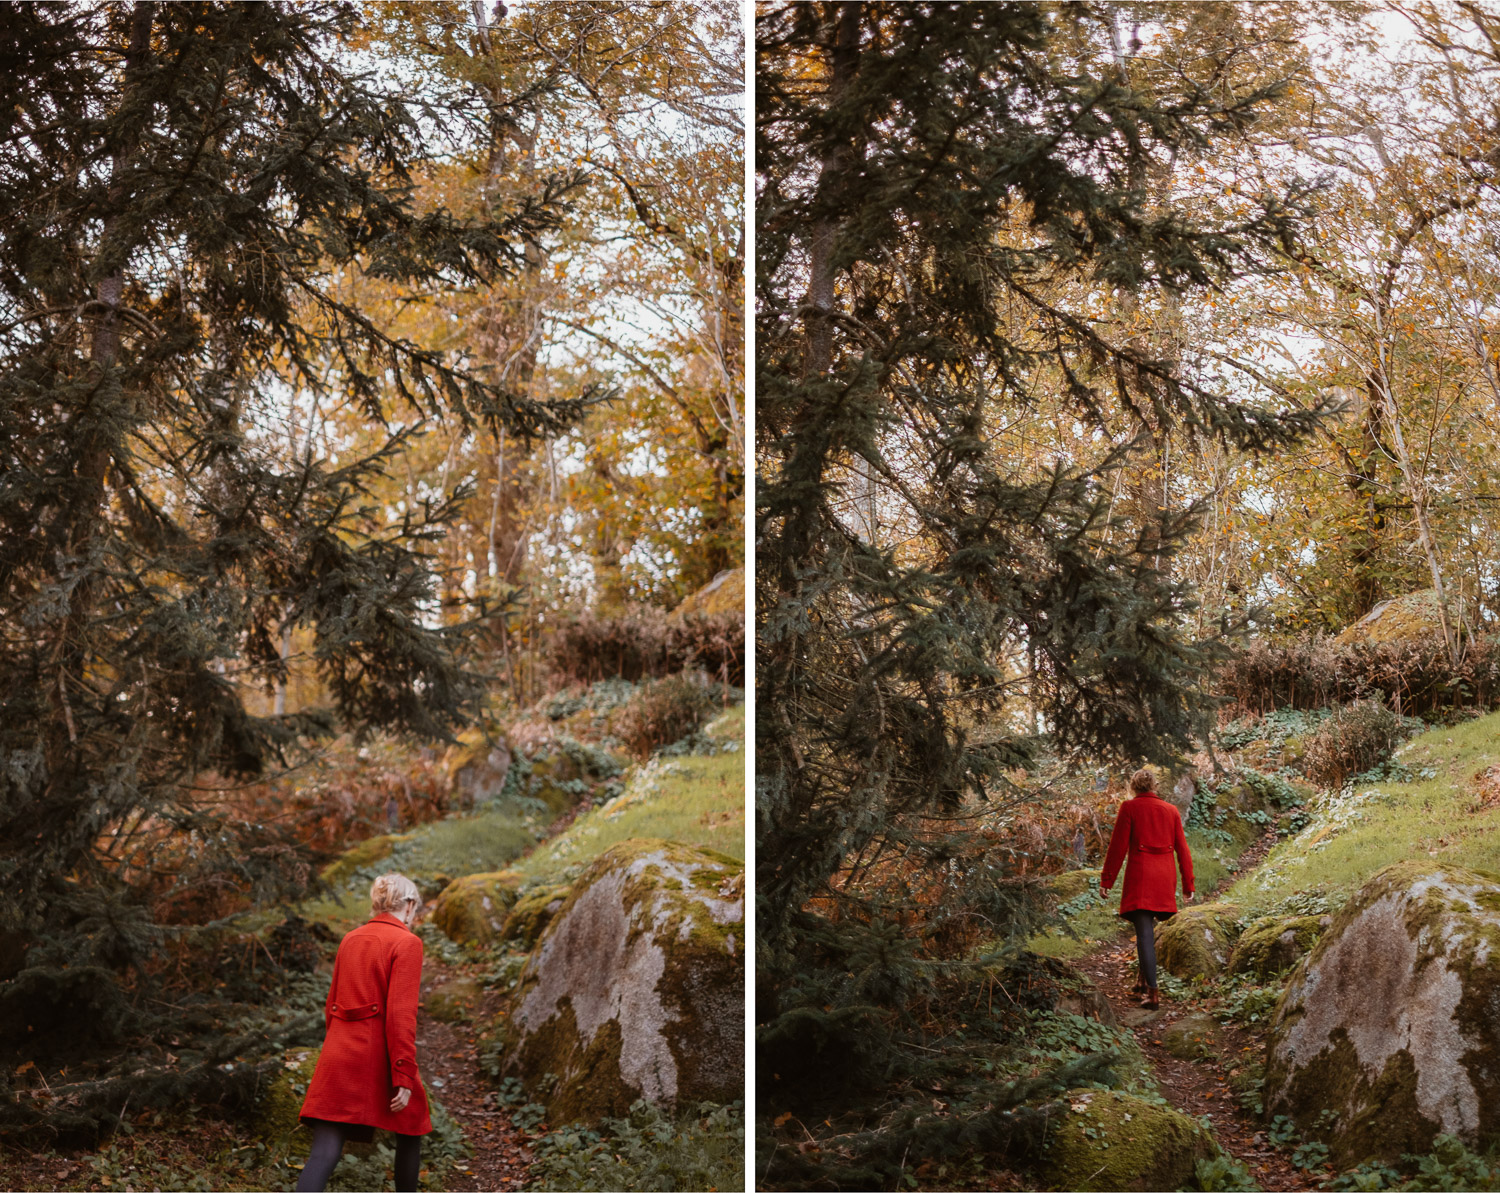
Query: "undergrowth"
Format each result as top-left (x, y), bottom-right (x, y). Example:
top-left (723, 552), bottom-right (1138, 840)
top-left (526, 1100), bottom-right (744, 1192)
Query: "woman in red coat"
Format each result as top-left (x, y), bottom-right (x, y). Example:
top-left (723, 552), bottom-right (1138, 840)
top-left (1100, 768), bottom-right (1195, 1010)
top-left (294, 873), bottom-right (431, 1192)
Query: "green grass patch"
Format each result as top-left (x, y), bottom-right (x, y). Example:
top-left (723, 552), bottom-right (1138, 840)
top-left (515, 707), bottom-right (744, 886)
top-left (1226, 710), bottom-right (1500, 916)
top-left (295, 810), bottom-right (538, 932)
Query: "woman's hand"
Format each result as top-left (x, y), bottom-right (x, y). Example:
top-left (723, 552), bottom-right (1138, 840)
top-left (1186, 891), bottom-right (1196, 903)
top-left (390, 1086), bottom-right (412, 1113)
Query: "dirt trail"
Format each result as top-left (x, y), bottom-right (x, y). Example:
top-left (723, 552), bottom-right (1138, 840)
top-left (1072, 827), bottom-right (1324, 1193)
top-left (415, 956), bottom-right (533, 1191)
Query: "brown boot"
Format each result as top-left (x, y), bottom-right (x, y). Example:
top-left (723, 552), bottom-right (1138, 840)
top-left (1141, 988), bottom-right (1160, 1010)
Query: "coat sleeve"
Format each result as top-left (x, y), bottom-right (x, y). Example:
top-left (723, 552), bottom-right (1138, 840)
top-left (385, 934), bottom-right (423, 1090)
top-left (1100, 803), bottom-right (1131, 892)
top-left (1175, 808), bottom-right (1195, 896)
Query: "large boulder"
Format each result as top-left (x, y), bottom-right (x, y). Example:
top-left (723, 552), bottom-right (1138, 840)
top-left (1336, 588), bottom-right (1456, 646)
top-left (448, 730), bottom-right (513, 808)
top-left (429, 870), bottom-right (523, 948)
top-left (1228, 914), bottom-right (1328, 979)
top-left (1265, 862), bottom-right (1500, 1167)
top-left (499, 838), bottom-right (743, 1123)
top-left (672, 567), bottom-right (744, 620)
top-left (1042, 1089), bottom-right (1218, 1192)
top-left (1155, 903), bottom-right (1240, 980)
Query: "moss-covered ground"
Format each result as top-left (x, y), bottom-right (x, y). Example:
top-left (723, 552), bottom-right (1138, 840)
top-left (514, 706), bottom-right (744, 886)
top-left (1225, 710), bottom-right (1500, 915)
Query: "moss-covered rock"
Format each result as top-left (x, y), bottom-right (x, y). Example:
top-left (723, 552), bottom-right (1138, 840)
top-left (672, 567), bottom-right (743, 620)
top-left (499, 838), bottom-right (743, 1123)
top-left (526, 751), bottom-right (587, 818)
top-left (1155, 903), bottom-right (1240, 980)
top-left (500, 884), bottom-right (571, 949)
top-left (1335, 588), bottom-right (1457, 646)
top-left (1265, 861), bottom-right (1500, 1168)
top-left (1228, 914), bottom-right (1328, 979)
top-left (424, 977), bottom-right (483, 1023)
top-left (1050, 868), bottom-right (1102, 904)
top-left (1042, 1088), bottom-right (1218, 1192)
top-left (1160, 1012), bottom-right (1221, 1061)
top-left (429, 870), bottom-right (523, 948)
top-left (447, 729), bottom-right (513, 808)
top-left (252, 1048), bottom-right (318, 1153)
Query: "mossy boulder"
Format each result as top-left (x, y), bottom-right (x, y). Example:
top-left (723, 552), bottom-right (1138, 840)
top-left (1228, 914), bottom-right (1328, 979)
top-left (500, 884), bottom-right (571, 949)
top-left (1160, 1012), bottom-right (1221, 1061)
top-left (526, 750), bottom-right (588, 818)
top-left (1265, 861), bottom-right (1500, 1168)
top-left (1049, 868), bottom-right (1102, 904)
top-left (447, 729), bottom-right (513, 808)
top-left (1336, 588), bottom-right (1457, 646)
top-left (1155, 903), bottom-right (1240, 980)
top-left (1042, 1088), bottom-right (1218, 1192)
top-left (499, 838), bottom-right (744, 1123)
top-left (253, 1048), bottom-right (318, 1153)
top-left (424, 977), bottom-right (483, 1023)
top-left (429, 870), bottom-right (523, 948)
top-left (671, 567), bottom-right (743, 620)
top-left (319, 833), bottom-right (410, 893)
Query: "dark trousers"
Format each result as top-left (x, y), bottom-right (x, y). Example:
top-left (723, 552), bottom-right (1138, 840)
top-left (1125, 909), bottom-right (1163, 989)
top-left (294, 1120), bottom-right (421, 1192)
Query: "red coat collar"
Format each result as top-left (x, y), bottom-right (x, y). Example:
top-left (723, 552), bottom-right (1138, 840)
top-left (368, 912), bottom-right (408, 929)
top-left (1132, 790), bottom-right (1160, 799)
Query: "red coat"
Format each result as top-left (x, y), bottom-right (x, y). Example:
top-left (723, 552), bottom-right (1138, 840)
top-left (1100, 791), bottom-right (1194, 916)
top-left (299, 914), bottom-right (432, 1137)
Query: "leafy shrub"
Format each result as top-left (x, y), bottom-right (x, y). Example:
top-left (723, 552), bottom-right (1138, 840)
top-left (615, 676), bottom-right (724, 758)
top-left (1196, 1151), bottom-right (1260, 1191)
top-left (1400, 1134), bottom-right (1500, 1191)
top-left (1219, 634), bottom-right (1500, 720)
top-left (1302, 701), bottom-right (1421, 788)
top-left (526, 1100), bottom-right (744, 1192)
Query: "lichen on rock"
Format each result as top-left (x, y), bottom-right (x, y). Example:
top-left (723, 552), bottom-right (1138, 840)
top-left (1155, 902), bottom-right (1240, 980)
top-left (498, 837), bottom-right (743, 1123)
top-left (1264, 860), bottom-right (1500, 1168)
top-left (500, 884), bottom-right (571, 949)
top-left (1042, 1088), bottom-right (1218, 1192)
top-left (429, 870), bottom-right (523, 948)
top-left (1228, 913), bottom-right (1327, 979)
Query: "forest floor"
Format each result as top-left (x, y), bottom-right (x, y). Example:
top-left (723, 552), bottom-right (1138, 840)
top-left (1071, 827), bottom-right (1323, 1193)
top-left (414, 957), bottom-right (534, 1192)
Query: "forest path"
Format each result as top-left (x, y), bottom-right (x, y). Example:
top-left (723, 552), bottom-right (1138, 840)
top-left (1071, 827), bottom-right (1321, 1193)
top-left (415, 956), bottom-right (532, 1192)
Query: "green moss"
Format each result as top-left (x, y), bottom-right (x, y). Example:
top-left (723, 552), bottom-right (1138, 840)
top-left (252, 1048), bottom-right (319, 1154)
top-left (501, 884), bottom-right (571, 948)
top-left (1227, 914), bottom-right (1326, 979)
top-left (1042, 1088), bottom-right (1218, 1192)
top-left (423, 977), bottom-right (483, 1023)
top-left (319, 833), bottom-right (408, 892)
top-left (1160, 1012), bottom-right (1221, 1061)
top-left (516, 722), bottom-right (744, 887)
top-left (1225, 710), bottom-right (1500, 917)
top-left (430, 870), bottom-right (524, 948)
top-left (1051, 868), bottom-right (1102, 902)
top-left (1156, 903), bottom-right (1241, 980)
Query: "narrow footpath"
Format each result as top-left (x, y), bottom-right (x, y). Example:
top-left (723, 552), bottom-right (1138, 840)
top-left (1072, 827), bottom-right (1322, 1193)
top-left (414, 955), bottom-right (533, 1191)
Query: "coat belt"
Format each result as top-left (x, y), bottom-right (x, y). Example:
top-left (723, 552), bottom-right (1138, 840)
top-left (1133, 845), bottom-right (1173, 854)
top-left (330, 1002), bottom-right (381, 1021)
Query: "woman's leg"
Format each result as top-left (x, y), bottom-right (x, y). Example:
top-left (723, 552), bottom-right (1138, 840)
top-left (294, 1121), bottom-right (346, 1192)
top-left (1127, 910), bottom-right (1158, 990)
top-left (394, 1133), bottom-right (422, 1193)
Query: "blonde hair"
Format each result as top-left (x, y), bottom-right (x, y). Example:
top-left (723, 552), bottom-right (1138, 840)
top-left (370, 873), bottom-right (420, 917)
top-left (1130, 768), bottom-right (1155, 794)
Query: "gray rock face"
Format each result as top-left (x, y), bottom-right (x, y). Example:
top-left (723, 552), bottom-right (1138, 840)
top-left (1265, 861), bottom-right (1500, 1167)
top-left (500, 838), bottom-right (744, 1122)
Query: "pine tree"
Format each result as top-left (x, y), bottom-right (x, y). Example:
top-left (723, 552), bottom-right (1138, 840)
top-left (0, 0), bottom-right (592, 1132)
top-left (756, 3), bottom-right (1335, 1180)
